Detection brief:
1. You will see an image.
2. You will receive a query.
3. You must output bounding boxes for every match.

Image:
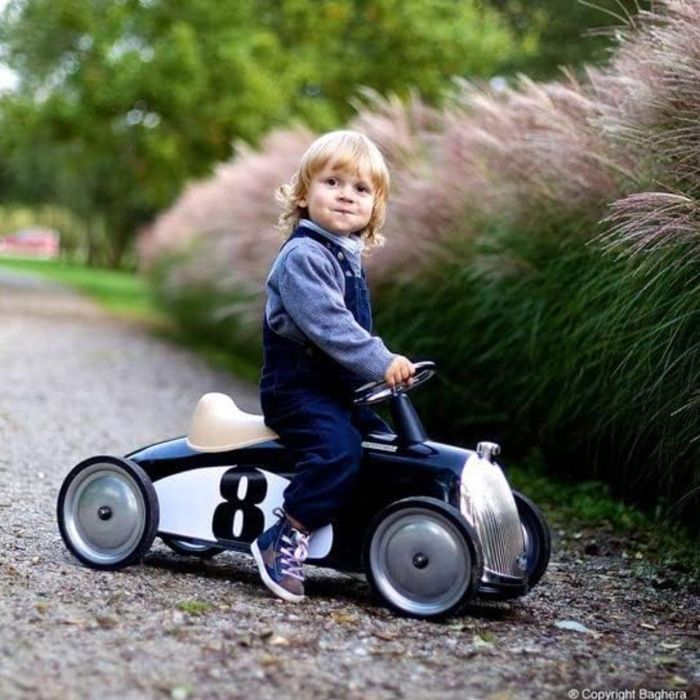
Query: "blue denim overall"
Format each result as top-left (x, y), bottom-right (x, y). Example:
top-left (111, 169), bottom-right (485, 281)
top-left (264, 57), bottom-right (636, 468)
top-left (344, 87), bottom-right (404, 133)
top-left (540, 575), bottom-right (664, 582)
top-left (260, 224), bottom-right (390, 530)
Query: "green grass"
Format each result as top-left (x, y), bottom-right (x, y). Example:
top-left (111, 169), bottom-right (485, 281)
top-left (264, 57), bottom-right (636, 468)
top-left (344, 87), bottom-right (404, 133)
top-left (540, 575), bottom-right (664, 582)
top-left (177, 600), bottom-right (214, 616)
top-left (510, 455), bottom-right (700, 583)
top-left (374, 222), bottom-right (700, 534)
top-left (147, 256), bottom-right (263, 384)
top-left (0, 256), bottom-right (166, 325)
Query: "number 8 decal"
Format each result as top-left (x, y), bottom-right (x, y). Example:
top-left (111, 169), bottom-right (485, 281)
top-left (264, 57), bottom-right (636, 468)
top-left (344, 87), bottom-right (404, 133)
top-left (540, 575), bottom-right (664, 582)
top-left (213, 467), bottom-right (268, 543)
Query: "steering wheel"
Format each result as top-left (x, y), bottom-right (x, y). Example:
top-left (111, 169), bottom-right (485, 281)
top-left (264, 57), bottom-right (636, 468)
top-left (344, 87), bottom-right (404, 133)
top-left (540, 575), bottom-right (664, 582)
top-left (353, 361), bottom-right (436, 406)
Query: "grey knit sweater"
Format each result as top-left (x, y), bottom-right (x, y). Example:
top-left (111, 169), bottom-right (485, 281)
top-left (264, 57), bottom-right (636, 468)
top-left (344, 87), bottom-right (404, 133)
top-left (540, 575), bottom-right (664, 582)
top-left (264, 222), bottom-right (395, 382)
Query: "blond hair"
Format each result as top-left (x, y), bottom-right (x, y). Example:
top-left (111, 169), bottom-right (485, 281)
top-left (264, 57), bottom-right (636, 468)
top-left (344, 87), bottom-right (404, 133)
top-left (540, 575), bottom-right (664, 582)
top-left (276, 130), bottom-right (390, 249)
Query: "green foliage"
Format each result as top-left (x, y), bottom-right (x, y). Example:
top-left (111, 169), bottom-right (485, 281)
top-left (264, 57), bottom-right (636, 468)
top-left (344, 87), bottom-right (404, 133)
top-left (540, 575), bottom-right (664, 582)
top-left (485, 0), bottom-right (648, 77)
top-left (0, 0), bottom-right (525, 266)
top-left (509, 456), bottom-right (700, 578)
top-left (147, 252), bottom-right (262, 382)
top-left (257, 0), bottom-right (523, 116)
top-left (509, 453), bottom-right (649, 532)
top-left (0, 255), bottom-right (162, 322)
top-left (373, 219), bottom-right (700, 531)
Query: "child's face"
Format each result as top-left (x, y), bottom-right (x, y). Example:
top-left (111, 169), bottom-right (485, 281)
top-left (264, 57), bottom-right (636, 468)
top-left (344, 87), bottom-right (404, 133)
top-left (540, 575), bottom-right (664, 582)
top-left (300, 160), bottom-right (375, 236)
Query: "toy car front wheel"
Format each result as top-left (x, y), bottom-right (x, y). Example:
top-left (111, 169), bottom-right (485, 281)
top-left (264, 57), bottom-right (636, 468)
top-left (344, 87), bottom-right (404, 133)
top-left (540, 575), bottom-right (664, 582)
top-left (57, 456), bottom-right (159, 570)
top-left (364, 497), bottom-right (483, 619)
top-left (513, 490), bottom-right (551, 589)
top-left (161, 536), bottom-right (223, 559)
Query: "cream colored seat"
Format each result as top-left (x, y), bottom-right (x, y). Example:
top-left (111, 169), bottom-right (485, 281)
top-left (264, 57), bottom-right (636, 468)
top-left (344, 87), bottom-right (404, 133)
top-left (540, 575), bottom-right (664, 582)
top-left (186, 393), bottom-right (278, 452)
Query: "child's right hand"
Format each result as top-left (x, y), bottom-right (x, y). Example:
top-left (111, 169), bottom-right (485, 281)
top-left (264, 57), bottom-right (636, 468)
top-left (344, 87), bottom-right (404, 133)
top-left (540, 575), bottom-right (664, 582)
top-left (385, 355), bottom-right (416, 388)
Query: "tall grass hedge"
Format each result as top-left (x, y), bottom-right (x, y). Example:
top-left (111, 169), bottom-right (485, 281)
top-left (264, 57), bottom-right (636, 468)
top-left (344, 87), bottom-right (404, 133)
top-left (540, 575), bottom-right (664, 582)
top-left (141, 1), bottom-right (700, 532)
top-left (374, 223), bottom-right (700, 524)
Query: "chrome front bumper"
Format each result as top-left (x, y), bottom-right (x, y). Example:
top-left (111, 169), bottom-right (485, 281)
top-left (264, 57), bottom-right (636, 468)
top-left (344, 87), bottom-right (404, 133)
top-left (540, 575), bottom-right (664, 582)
top-left (460, 451), bottom-right (528, 598)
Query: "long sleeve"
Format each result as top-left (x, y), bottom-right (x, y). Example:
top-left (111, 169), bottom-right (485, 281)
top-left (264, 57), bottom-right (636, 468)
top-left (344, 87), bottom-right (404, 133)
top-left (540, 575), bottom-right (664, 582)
top-left (277, 244), bottom-right (395, 381)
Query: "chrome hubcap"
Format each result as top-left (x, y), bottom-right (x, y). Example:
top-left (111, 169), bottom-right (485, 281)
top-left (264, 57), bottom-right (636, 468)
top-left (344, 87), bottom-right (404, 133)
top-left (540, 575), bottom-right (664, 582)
top-left (63, 463), bottom-right (146, 565)
top-left (371, 508), bottom-right (471, 616)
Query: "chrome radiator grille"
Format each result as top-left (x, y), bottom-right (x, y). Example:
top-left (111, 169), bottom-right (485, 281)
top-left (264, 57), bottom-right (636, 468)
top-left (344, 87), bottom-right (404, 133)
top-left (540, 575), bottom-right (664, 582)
top-left (460, 454), bottom-right (525, 578)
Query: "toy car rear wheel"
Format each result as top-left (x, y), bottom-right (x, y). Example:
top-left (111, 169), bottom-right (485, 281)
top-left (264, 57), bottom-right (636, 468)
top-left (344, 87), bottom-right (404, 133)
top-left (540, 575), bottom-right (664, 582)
top-left (513, 490), bottom-right (551, 589)
top-left (161, 536), bottom-right (223, 559)
top-left (57, 456), bottom-right (159, 570)
top-left (363, 497), bottom-right (483, 619)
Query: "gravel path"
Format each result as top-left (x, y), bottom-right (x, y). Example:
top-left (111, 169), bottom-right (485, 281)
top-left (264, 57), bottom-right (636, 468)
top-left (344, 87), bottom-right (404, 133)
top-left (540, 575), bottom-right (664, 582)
top-left (0, 270), bottom-right (697, 700)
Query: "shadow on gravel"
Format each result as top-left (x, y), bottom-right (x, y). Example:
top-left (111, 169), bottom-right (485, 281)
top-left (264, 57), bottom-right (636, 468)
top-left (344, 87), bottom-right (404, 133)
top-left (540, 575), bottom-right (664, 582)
top-left (144, 550), bottom-right (371, 605)
top-left (142, 549), bottom-right (528, 623)
top-left (143, 550), bottom-right (256, 583)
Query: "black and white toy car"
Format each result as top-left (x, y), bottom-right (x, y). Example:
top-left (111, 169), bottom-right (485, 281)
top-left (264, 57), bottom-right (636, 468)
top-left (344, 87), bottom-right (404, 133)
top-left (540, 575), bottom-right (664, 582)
top-left (57, 361), bottom-right (550, 619)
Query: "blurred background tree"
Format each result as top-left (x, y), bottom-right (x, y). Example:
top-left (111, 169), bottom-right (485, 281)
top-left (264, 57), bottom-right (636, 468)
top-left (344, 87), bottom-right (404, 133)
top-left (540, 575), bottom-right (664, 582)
top-left (0, 0), bottom-right (522, 266)
top-left (485, 0), bottom-right (648, 76)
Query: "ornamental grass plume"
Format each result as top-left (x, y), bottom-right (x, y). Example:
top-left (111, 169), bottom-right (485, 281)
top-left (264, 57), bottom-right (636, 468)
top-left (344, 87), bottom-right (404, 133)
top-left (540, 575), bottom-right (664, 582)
top-left (591, 2), bottom-right (700, 522)
top-left (590, 0), bottom-right (700, 192)
top-left (347, 91), bottom-right (460, 276)
top-left (358, 72), bottom-right (623, 276)
top-left (349, 89), bottom-right (442, 171)
top-left (138, 127), bottom-right (315, 280)
top-left (446, 74), bottom-right (621, 221)
top-left (602, 192), bottom-right (700, 257)
top-left (139, 128), bottom-right (315, 337)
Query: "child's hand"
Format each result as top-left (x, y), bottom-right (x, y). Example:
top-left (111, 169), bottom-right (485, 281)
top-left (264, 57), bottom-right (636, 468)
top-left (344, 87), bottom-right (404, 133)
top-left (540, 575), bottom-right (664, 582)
top-left (385, 355), bottom-right (416, 388)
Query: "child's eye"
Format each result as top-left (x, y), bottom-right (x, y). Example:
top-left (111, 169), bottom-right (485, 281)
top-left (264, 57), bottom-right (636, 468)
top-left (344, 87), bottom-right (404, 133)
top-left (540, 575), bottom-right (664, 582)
top-left (356, 183), bottom-right (370, 194)
top-left (326, 177), bottom-right (338, 186)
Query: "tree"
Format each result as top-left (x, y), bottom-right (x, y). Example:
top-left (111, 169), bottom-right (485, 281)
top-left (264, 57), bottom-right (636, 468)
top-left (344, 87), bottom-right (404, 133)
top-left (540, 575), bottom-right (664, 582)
top-left (256, 0), bottom-right (524, 124)
top-left (485, 0), bottom-right (649, 77)
top-left (0, 0), bottom-right (524, 266)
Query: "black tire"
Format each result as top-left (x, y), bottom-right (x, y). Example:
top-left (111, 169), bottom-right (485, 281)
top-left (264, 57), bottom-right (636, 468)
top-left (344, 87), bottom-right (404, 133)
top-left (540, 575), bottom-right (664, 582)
top-left (363, 497), bottom-right (483, 619)
top-left (57, 455), bottom-right (159, 570)
top-left (512, 490), bottom-right (551, 589)
top-left (161, 536), bottom-right (223, 559)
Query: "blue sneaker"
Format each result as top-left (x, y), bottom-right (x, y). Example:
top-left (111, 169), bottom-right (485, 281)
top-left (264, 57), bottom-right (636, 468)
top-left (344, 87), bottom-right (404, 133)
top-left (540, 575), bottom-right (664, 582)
top-left (251, 508), bottom-right (309, 602)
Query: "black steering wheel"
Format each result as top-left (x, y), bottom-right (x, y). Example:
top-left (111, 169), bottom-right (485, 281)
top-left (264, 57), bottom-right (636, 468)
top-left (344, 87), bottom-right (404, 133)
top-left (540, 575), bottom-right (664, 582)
top-left (353, 361), bottom-right (436, 406)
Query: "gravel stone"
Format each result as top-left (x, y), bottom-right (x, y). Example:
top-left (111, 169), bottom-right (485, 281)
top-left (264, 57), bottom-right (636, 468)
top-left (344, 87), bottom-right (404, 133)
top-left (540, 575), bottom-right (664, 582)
top-left (0, 273), bottom-right (698, 700)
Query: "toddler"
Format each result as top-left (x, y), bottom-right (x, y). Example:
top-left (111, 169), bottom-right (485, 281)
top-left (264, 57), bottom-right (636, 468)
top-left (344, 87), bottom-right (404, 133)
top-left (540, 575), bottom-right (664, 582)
top-left (251, 130), bottom-right (415, 602)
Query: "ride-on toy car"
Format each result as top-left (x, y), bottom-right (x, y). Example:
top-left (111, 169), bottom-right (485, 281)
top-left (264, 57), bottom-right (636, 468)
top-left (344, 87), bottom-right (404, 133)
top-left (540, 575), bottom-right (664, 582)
top-left (57, 362), bottom-right (550, 619)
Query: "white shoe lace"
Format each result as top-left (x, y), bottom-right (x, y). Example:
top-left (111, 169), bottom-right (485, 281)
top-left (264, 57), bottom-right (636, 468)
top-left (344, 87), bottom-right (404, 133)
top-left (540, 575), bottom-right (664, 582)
top-left (270, 508), bottom-right (308, 581)
top-left (279, 530), bottom-right (309, 581)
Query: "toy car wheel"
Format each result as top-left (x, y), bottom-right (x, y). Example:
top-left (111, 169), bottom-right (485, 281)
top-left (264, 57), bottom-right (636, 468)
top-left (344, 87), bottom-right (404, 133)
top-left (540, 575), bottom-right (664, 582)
top-left (364, 497), bottom-right (483, 619)
top-left (513, 490), bottom-right (551, 589)
top-left (161, 536), bottom-right (223, 559)
top-left (57, 456), bottom-right (159, 570)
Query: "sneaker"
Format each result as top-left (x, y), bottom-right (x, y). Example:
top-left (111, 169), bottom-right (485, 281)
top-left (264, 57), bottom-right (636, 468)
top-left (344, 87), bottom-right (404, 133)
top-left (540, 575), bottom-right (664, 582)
top-left (251, 508), bottom-right (309, 602)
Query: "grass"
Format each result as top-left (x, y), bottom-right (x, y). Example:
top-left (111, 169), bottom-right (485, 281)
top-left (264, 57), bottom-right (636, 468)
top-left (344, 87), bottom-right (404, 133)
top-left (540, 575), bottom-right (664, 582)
top-left (0, 256), bottom-right (163, 324)
top-left (147, 257), bottom-right (263, 384)
top-left (374, 222), bottom-right (700, 535)
top-left (177, 600), bottom-right (214, 616)
top-left (509, 455), bottom-right (700, 583)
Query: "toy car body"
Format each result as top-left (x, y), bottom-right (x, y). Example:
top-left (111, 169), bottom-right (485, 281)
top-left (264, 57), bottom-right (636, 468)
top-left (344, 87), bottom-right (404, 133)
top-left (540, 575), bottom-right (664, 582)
top-left (57, 362), bottom-right (550, 619)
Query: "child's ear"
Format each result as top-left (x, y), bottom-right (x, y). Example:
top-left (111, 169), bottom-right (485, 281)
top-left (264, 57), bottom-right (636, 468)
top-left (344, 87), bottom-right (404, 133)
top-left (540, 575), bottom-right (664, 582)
top-left (299, 196), bottom-right (307, 208)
